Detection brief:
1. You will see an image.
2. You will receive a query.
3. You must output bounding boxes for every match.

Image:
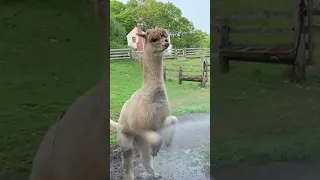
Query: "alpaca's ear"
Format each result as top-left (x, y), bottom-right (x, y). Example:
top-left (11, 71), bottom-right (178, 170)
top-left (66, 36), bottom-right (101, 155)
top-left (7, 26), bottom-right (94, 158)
top-left (136, 33), bottom-right (147, 39)
top-left (146, 30), bottom-right (152, 36)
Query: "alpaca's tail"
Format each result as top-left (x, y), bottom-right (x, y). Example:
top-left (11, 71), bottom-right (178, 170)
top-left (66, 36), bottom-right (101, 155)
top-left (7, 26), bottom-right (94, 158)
top-left (110, 119), bottom-right (118, 132)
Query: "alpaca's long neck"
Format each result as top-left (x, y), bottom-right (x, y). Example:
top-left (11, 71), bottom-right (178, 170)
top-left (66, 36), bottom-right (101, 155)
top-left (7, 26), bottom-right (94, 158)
top-left (142, 52), bottom-right (165, 88)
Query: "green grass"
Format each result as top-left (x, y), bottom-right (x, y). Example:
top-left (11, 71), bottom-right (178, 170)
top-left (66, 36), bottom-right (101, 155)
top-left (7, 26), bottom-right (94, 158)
top-left (0, 1), bottom-right (105, 173)
top-left (211, 0), bottom-right (320, 167)
top-left (212, 61), bottom-right (320, 167)
top-left (110, 58), bottom-right (210, 144)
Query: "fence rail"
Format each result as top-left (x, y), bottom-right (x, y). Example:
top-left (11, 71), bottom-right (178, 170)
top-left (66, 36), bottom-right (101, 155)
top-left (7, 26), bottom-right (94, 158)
top-left (163, 56), bottom-right (210, 88)
top-left (212, 8), bottom-right (320, 21)
top-left (110, 47), bottom-right (210, 60)
top-left (110, 48), bottom-right (132, 60)
top-left (212, 25), bottom-right (320, 34)
top-left (212, 5), bottom-right (320, 47)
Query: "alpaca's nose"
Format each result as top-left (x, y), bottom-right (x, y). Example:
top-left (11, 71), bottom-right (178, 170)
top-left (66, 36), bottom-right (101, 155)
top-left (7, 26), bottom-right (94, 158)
top-left (164, 38), bottom-right (168, 42)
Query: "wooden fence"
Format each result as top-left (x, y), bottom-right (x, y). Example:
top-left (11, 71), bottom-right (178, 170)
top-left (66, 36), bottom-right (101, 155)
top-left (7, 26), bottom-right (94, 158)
top-left (211, 2), bottom-right (320, 65)
top-left (110, 48), bottom-right (133, 60)
top-left (110, 47), bottom-right (210, 60)
top-left (163, 57), bottom-right (210, 87)
top-left (212, 14), bottom-right (320, 38)
top-left (211, 8), bottom-right (320, 48)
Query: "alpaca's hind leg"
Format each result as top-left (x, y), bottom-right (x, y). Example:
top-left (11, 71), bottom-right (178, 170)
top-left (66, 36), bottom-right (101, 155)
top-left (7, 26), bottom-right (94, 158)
top-left (137, 141), bottom-right (161, 179)
top-left (118, 132), bottom-right (134, 180)
top-left (160, 115), bottom-right (178, 147)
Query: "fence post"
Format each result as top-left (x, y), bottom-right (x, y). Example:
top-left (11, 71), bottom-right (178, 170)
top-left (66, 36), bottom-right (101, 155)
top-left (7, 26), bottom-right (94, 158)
top-left (219, 16), bottom-right (230, 48)
top-left (201, 57), bottom-right (208, 88)
top-left (175, 48), bottom-right (177, 59)
top-left (129, 49), bottom-right (133, 59)
top-left (163, 65), bottom-right (166, 81)
top-left (219, 16), bottom-right (230, 72)
top-left (178, 66), bottom-right (183, 84)
top-left (293, 1), bottom-right (307, 82)
top-left (307, 0), bottom-right (314, 65)
top-left (183, 48), bottom-right (186, 58)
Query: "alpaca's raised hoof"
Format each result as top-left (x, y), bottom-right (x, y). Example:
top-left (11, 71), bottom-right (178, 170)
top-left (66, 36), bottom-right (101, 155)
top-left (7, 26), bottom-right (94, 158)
top-left (171, 116), bottom-right (178, 125)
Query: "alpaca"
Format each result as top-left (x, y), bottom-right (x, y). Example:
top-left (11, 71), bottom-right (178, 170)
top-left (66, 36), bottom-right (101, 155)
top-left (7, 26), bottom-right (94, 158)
top-left (28, 0), bottom-right (110, 180)
top-left (110, 28), bottom-right (178, 180)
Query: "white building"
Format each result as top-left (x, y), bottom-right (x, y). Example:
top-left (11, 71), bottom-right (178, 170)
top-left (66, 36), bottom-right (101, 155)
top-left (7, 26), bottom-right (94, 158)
top-left (126, 24), bottom-right (145, 50)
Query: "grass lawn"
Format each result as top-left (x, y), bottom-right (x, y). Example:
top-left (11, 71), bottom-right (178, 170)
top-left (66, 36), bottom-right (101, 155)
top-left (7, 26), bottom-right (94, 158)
top-left (0, 1), bottom-right (106, 174)
top-left (110, 58), bottom-right (210, 144)
top-left (211, 0), bottom-right (320, 167)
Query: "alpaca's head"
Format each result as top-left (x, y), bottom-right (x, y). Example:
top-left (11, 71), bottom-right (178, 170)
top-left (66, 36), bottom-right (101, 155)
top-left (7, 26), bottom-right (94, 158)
top-left (137, 28), bottom-right (170, 54)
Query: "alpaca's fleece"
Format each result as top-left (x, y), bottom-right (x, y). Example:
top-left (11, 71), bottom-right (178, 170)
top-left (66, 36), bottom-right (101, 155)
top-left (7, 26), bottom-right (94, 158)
top-left (110, 27), bottom-right (178, 180)
top-left (146, 29), bottom-right (168, 42)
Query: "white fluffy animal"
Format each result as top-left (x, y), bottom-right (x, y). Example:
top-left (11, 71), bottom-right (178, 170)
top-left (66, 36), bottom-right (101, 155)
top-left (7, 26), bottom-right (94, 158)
top-left (110, 28), bottom-right (178, 180)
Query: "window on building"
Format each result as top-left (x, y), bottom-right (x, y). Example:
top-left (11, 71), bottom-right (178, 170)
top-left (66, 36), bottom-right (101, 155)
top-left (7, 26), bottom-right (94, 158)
top-left (132, 37), bottom-right (136, 43)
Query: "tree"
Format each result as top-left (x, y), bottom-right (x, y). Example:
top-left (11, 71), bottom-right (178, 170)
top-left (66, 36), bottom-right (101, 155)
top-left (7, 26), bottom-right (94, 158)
top-left (110, 17), bottom-right (127, 48)
top-left (110, 0), bottom-right (137, 34)
top-left (186, 29), bottom-right (209, 48)
top-left (110, 0), bottom-right (209, 48)
top-left (110, 0), bottom-right (126, 16)
top-left (202, 34), bottom-right (210, 48)
top-left (134, 0), bottom-right (194, 35)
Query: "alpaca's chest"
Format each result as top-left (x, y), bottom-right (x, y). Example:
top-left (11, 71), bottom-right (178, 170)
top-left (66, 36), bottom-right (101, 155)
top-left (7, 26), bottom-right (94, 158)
top-left (146, 88), bottom-right (170, 114)
top-left (148, 101), bottom-right (171, 130)
top-left (140, 92), bottom-right (171, 129)
top-left (124, 87), bottom-right (171, 131)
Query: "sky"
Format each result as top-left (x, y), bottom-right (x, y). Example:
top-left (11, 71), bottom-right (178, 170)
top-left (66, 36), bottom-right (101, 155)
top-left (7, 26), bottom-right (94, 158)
top-left (117, 0), bottom-right (210, 34)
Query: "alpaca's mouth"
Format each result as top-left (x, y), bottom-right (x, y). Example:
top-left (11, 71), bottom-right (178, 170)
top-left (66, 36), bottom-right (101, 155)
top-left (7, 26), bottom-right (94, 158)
top-left (162, 42), bottom-right (170, 49)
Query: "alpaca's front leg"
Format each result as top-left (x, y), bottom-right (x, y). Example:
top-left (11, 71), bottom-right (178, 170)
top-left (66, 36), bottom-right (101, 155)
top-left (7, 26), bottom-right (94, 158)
top-left (160, 115), bottom-right (178, 147)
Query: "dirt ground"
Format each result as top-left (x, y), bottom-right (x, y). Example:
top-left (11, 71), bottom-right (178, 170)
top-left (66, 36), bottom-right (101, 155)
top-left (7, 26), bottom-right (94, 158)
top-left (110, 113), bottom-right (211, 180)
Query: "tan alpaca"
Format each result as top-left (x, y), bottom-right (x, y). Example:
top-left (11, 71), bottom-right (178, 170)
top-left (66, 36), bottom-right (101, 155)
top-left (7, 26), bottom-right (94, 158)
top-left (110, 28), bottom-right (178, 180)
top-left (28, 1), bottom-right (110, 180)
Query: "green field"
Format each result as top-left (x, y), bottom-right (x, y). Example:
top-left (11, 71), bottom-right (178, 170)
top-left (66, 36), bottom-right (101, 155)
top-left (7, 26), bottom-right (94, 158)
top-left (0, 1), bottom-right (106, 174)
top-left (110, 58), bottom-right (210, 144)
top-left (211, 0), bottom-right (320, 167)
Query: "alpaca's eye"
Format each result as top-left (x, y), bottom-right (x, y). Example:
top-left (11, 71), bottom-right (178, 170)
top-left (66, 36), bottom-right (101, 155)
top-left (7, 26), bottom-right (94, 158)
top-left (152, 38), bottom-right (158, 42)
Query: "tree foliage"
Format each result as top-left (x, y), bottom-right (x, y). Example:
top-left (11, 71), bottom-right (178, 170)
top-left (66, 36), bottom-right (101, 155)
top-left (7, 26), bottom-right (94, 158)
top-left (110, 0), bottom-right (210, 48)
top-left (110, 0), bottom-right (137, 34)
top-left (110, 17), bottom-right (127, 48)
